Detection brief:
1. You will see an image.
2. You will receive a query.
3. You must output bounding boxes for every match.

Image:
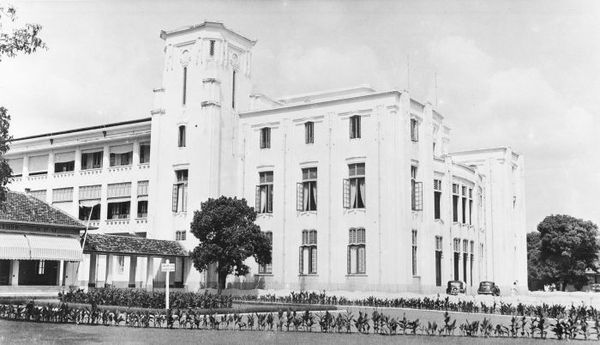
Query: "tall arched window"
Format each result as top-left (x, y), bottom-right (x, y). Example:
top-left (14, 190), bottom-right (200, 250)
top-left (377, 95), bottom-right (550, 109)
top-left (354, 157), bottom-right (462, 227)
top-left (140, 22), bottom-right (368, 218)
top-left (178, 125), bottom-right (186, 147)
top-left (182, 66), bottom-right (188, 105)
top-left (232, 70), bottom-right (236, 109)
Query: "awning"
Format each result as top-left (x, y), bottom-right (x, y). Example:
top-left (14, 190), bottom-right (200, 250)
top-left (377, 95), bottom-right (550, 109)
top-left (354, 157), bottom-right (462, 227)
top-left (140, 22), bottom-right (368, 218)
top-left (0, 233), bottom-right (83, 261)
top-left (27, 235), bottom-right (83, 261)
top-left (0, 234), bottom-right (31, 260)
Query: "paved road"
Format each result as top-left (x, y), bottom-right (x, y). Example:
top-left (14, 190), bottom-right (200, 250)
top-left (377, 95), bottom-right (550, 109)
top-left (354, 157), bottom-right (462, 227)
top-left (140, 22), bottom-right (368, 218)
top-left (0, 319), bottom-right (569, 345)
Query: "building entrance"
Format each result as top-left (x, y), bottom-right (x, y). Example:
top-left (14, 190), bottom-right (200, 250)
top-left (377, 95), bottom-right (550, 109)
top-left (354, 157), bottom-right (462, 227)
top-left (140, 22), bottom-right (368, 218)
top-left (0, 260), bottom-right (10, 285)
top-left (18, 260), bottom-right (59, 285)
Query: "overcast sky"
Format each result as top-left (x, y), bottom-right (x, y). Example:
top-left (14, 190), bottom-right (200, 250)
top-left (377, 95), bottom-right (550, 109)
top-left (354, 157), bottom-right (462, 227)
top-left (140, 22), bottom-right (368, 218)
top-left (1, 0), bottom-right (599, 232)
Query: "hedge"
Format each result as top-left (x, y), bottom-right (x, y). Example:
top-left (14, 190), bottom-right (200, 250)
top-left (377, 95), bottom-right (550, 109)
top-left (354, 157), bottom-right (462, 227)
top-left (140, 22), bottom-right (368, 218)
top-left (235, 291), bottom-right (598, 319)
top-left (1, 301), bottom-right (600, 340)
top-left (59, 287), bottom-right (232, 309)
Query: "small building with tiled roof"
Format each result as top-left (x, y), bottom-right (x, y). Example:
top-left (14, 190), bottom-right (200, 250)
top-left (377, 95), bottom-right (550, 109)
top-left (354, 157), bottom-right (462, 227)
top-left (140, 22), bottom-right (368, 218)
top-left (82, 233), bottom-right (188, 289)
top-left (84, 234), bottom-right (188, 257)
top-left (0, 191), bottom-right (87, 288)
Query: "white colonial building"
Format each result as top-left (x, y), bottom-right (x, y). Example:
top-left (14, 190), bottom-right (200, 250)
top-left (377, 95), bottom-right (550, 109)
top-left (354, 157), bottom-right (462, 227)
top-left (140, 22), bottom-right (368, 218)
top-left (3, 22), bottom-right (527, 293)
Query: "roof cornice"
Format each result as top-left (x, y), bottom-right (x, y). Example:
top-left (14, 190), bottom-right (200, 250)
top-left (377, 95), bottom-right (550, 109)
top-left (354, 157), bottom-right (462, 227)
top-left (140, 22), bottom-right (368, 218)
top-left (160, 21), bottom-right (256, 45)
top-left (239, 90), bottom-right (403, 118)
top-left (12, 118), bottom-right (151, 142)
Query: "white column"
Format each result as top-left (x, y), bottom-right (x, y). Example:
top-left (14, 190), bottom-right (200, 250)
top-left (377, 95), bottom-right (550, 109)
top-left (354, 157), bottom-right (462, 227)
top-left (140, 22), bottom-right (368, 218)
top-left (100, 182), bottom-right (108, 221)
top-left (103, 145), bottom-right (110, 169)
top-left (105, 254), bottom-right (114, 286)
top-left (47, 152), bottom-right (55, 176)
top-left (74, 147), bottom-right (82, 173)
top-left (10, 260), bottom-right (19, 286)
top-left (22, 156), bottom-right (29, 177)
top-left (57, 260), bottom-right (64, 286)
top-left (132, 141), bottom-right (140, 166)
top-left (128, 255), bottom-right (137, 288)
top-left (131, 181), bottom-right (138, 219)
top-left (145, 256), bottom-right (154, 291)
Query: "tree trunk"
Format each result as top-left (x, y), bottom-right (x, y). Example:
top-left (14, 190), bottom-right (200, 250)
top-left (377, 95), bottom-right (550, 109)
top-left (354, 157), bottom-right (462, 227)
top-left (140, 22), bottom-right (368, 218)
top-left (217, 271), bottom-right (227, 295)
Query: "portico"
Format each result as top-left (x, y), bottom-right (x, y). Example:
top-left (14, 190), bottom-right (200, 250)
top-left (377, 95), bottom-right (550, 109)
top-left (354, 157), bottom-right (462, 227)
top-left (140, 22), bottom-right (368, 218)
top-left (82, 233), bottom-right (188, 290)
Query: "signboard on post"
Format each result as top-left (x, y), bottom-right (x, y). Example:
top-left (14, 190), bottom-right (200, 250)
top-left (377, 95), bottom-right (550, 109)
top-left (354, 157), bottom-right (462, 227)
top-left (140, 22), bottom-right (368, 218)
top-left (161, 259), bottom-right (175, 309)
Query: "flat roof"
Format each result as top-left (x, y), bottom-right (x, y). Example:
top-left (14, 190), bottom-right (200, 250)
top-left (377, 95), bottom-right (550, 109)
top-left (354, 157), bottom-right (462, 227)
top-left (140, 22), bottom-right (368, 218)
top-left (13, 117), bottom-right (151, 142)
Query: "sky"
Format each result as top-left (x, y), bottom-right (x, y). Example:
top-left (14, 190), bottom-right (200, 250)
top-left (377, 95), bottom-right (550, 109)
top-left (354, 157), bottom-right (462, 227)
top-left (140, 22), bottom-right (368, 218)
top-left (0, 0), bottom-right (599, 232)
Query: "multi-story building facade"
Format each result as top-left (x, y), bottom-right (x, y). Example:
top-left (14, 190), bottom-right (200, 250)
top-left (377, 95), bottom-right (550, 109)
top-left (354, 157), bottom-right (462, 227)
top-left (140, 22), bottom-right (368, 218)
top-left (4, 22), bottom-right (527, 293)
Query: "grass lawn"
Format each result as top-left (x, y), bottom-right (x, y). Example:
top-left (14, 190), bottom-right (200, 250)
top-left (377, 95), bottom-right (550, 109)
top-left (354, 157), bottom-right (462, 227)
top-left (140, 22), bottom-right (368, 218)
top-left (0, 319), bottom-right (584, 345)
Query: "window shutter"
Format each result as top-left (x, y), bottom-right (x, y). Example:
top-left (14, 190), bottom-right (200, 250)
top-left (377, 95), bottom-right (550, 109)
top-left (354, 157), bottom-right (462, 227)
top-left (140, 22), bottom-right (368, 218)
top-left (347, 246), bottom-right (351, 274)
top-left (414, 182), bottom-right (423, 211)
top-left (259, 130), bottom-right (263, 149)
top-left (311, 248), bottom-right (317, 274)
top-left (28, 155), bottom-right (48, 173)
top-left (342, 179), bottom-right (350, 208)
top-left (255, 185), bottom-right (261, 212)
top-left (266, 128), bottom-right (271, 148)
top-left (358, 228), bottom-right (365, 243)
top-left (172, 184), bottom-right (178, 212)
top-left (296, 182), bottom-right (303, 211)
top-left (299, 247), bottom-right (303, 275)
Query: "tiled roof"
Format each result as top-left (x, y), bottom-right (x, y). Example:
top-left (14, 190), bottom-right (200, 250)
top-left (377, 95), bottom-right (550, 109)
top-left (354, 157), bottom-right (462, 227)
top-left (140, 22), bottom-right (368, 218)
top-left (0, 191), bottom-right (86, 229)
top-left (84, 234), bottom-right (188, 257)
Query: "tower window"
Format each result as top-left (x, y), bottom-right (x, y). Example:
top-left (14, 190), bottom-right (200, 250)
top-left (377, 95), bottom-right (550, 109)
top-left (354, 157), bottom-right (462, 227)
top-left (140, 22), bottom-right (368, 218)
top-left (434, 179), bottom-right (442, 220)
top-left (305, 122), bottom-right (314, 144)
top-left (172, 170), bottom-right (188, 213)
top-left (349, 115), bottom-right (361, 139)
top-left (411, 166), bottom-right (423, 211)
top-left (178, 126), bottom-right (186, 147)
top-left (209, 40), bottom-right (215, 57)
top-left (410, 118), bottom-right (419, 142)
top-left (182, 66), bottom-right (187, 105)
top-left (232, 70), bottom-right (236, 109)
top-left (260, 127), bottom-right (271, 149)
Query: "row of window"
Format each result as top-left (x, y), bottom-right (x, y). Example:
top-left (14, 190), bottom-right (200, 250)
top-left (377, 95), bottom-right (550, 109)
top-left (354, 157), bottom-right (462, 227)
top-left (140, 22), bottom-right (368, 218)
top-left (257, 164), bottom-right (428, 214)
top-left (258, 228), bottom-right (367, 275)
top-left (29, 181), bottom-right (149, 221)
top-left (260, 229), bottom-right (481, 280)
top-left (255, 164), bottom-right (367, 214)
top-left (453, 238), bottom-right (476, 286)
top-left (433, 180), bottom-right (477, 225)
top-left (257, 116), bottom-right (420, 149)
top-left (8, 143), bottom-right (150, 177)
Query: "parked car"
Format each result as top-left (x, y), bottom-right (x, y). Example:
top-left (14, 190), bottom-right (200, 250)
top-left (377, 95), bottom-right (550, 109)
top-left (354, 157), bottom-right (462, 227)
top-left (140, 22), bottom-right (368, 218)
top-left (477, 281), bottom-right (501, 296)
top-left (446, 280), bottom-right (466, 295)
top-left (590, 283), bottom-right (600, 292)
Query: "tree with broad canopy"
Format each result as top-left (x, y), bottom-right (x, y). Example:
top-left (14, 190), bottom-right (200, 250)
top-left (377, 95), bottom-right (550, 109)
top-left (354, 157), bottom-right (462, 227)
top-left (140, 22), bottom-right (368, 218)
top-left (0, 5), bottom-right (47, 201)
top-left (190, 196), bottom-right (271, 294)
top-left (529, 214), bottom-right (599, 291)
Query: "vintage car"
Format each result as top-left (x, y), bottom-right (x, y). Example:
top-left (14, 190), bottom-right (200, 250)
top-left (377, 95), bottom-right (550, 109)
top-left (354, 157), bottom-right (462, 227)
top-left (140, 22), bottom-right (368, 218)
top-left (446, 280), bottom-right (466, 295)
top-left (477, 281), bottom-right (501, 296)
